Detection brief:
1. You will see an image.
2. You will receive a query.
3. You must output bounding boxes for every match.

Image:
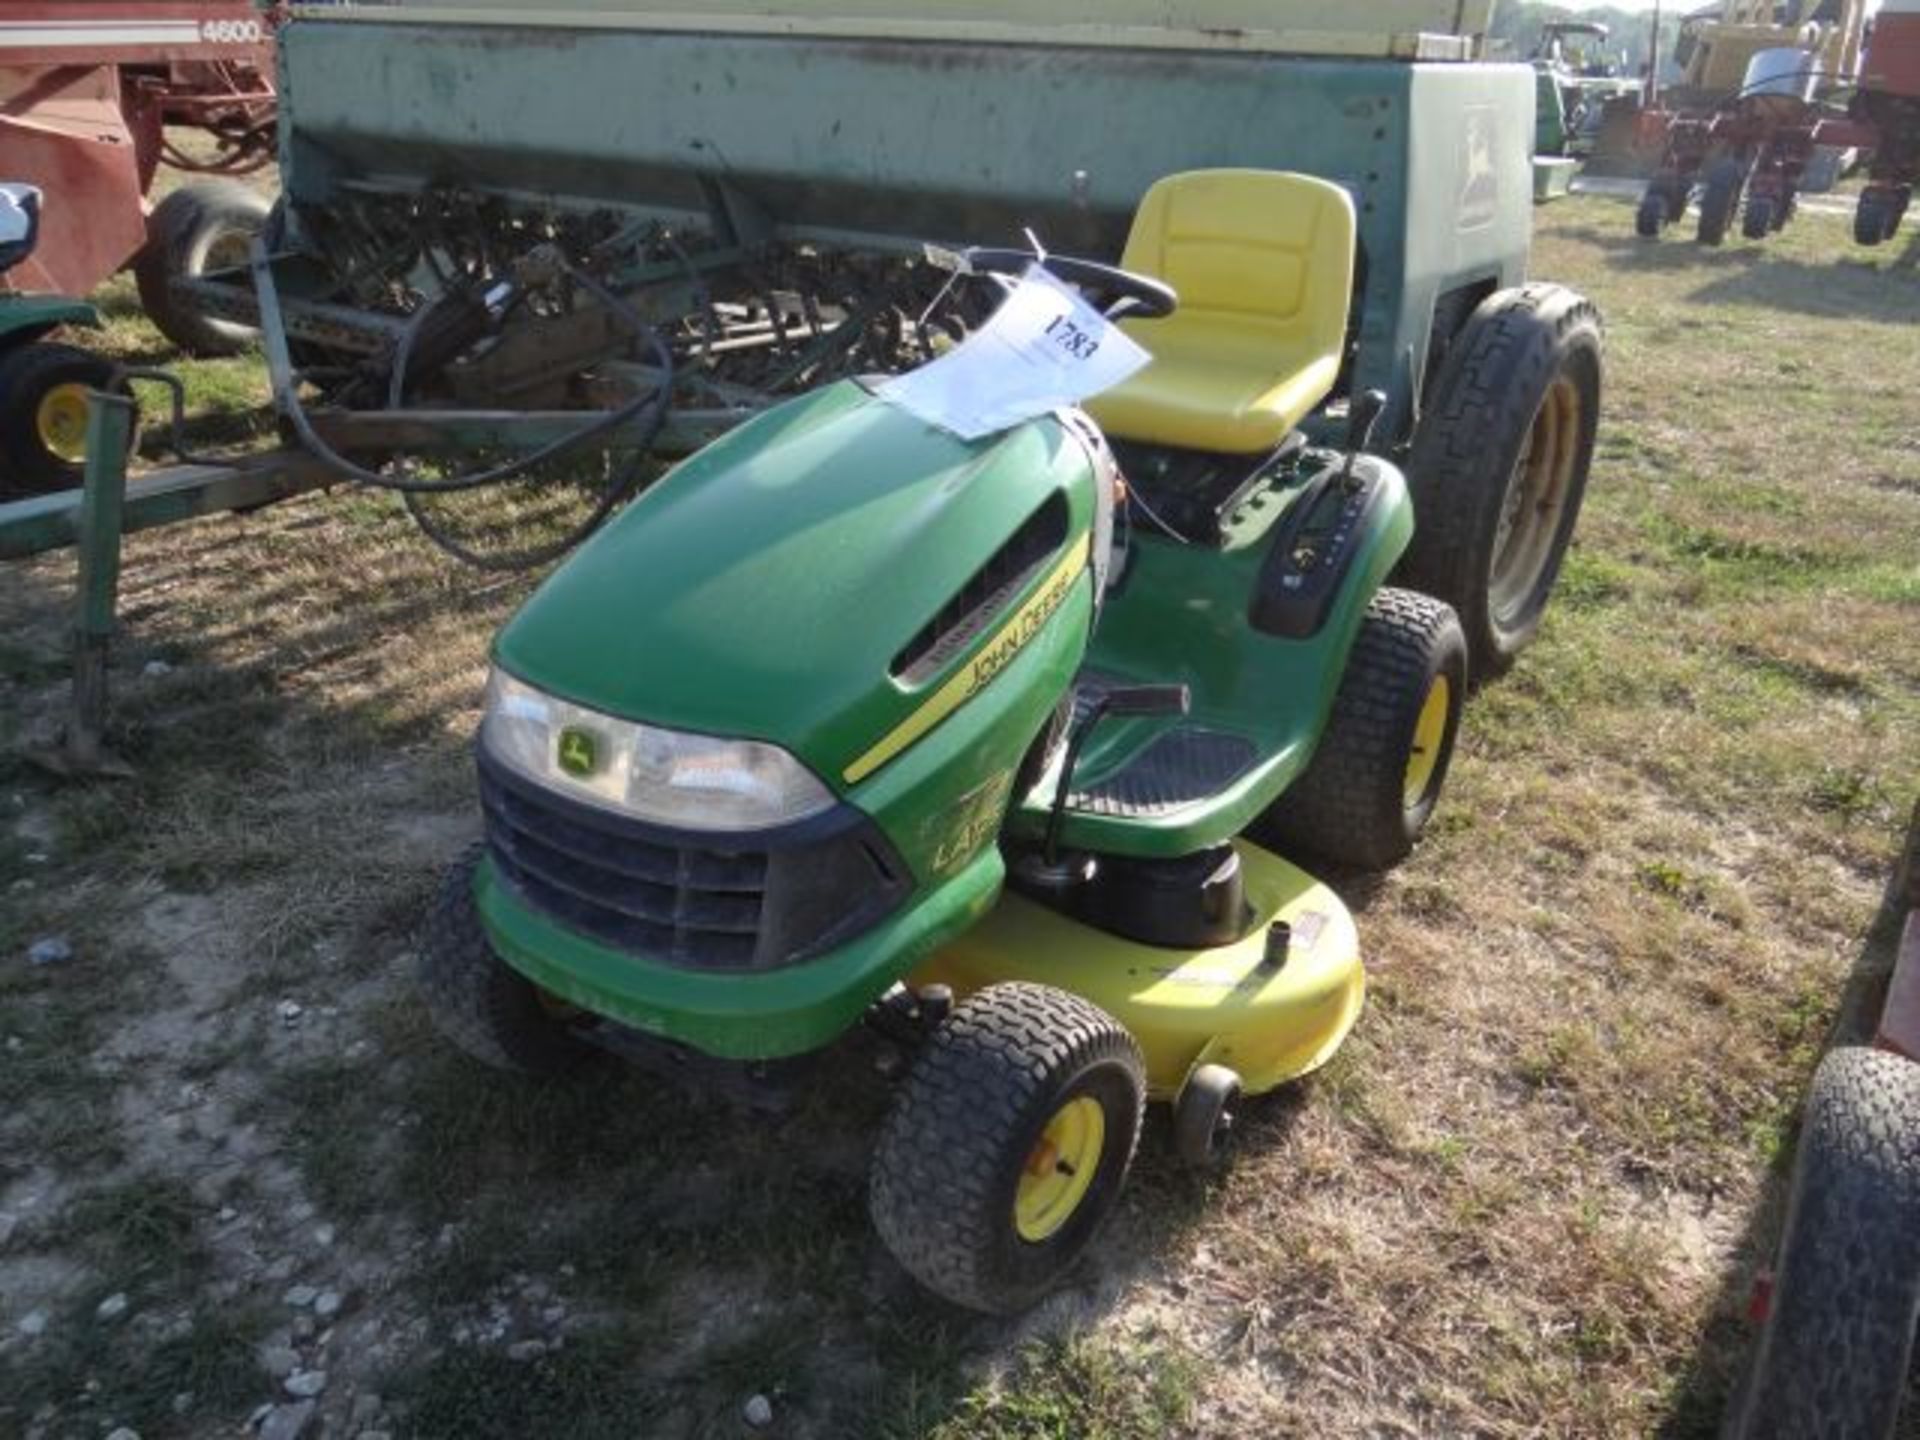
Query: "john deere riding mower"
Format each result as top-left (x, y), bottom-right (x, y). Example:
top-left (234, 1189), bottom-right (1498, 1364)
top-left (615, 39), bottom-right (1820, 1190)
top-left (421, 170), bottom-right (1604, 1312)
top-left (0, 184), bottom-right (121, 495)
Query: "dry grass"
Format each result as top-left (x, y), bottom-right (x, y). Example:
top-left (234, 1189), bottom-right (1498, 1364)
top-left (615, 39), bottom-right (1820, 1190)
top-left (0, 194), bottom-right (1916, 1438)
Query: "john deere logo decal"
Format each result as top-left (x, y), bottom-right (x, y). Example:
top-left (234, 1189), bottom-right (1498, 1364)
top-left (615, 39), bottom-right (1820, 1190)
top-left (557, 727), bottom-right (600, 778)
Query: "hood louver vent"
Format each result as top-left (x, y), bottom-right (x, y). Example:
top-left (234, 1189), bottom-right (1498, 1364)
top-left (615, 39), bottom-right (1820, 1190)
top-left (891, 492), bottom-right (1070, 686)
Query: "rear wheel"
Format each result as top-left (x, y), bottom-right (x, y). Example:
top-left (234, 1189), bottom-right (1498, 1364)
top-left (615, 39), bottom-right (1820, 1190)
top-left (1724, 1048), bottom-right (1920, 1439)
top-left (135, 180), bottom-right (271, 357)
top-left (1402, 284), bottom-right (1604, 677)
top-left (0, 342), bottom-right (124, 495)
top-left (418, 843), bottom-right (592, 1076)
top-left (870, 983), bottom-right (1145, 1313)
top-left (1254, 588), bottom-right (1467, 870)
top-left (1697, 159), bottom-right (1743, 245)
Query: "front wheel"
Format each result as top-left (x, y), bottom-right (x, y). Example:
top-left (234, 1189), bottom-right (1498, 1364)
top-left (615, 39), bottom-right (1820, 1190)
top-left (0, 342), bottom-right (124, 495)
top-left (1254, 588), bottom-right (1468, 870)
top-left (869, 983), bottom-right (1145, 1313)
top-left (417, 844), bottom-right (592, 1076)
top-left (1697, 158), bottom-right (1743, 246)
top-left (1635, 190), bottom-right (1666, 239)
top-left (1401, 284), bottom-right (1604, 677)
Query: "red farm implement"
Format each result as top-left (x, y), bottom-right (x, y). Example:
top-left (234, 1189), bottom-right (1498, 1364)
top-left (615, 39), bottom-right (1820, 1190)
top-left (0, 1), bottom-right (275, 305)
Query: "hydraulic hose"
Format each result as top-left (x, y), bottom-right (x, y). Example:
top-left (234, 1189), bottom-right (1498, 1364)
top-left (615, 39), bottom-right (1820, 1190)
top-left (251, 241), bottom-right (675, 570)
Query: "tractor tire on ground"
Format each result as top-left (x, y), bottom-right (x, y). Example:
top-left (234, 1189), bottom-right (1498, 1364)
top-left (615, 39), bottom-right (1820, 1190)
top-left (1635, 190), bottom-right (1666, 239)
top-left (0, 342), bottom-right (123, 496)
top-left (1742, 195), bottom-right (1776, 241)
top-left (418, 843), bottom-right (592, 1076)
top-left (869, 982), bottom-right (1145, 1313)
top-left (1254, 588), bottom-right (1468, 871)
top-left (1697, 159), bottom-right (1743, 246)
top-left (1725, 1048), bottom-right (1920, 1440)
top-left (1400, 283), bottom-right (1604, 678)
top-left (134, 181), bottom-right (272, 357)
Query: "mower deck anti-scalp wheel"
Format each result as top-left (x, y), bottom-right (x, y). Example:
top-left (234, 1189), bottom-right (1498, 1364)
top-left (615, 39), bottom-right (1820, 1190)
top-left (0, 342), bottom-right (124, 496)
top-left (1724, 1048), bottom-right (1920, 1440)
top-left (134, 180), bottom-right (272, 357)
top-left (869, 982), bottom-right (1145, 1313)
top-left (1697, 159), bottom-right (1743, 246)
top-left (1402, 283), bottom-right (1603, 678)
top-left (1254, 587), bottom-right (1467, 871)
top-left (418, 843), bottom-right (592, 1076)
top-left (1172, 1063), bottom-right (1243, 1168)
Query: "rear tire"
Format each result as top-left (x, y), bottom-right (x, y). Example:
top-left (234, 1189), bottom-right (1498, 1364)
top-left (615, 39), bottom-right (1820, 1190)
top-left (1724, 1048), bottom-right (1920, 1440)
top-left (0, 342), bottom-right (124, 496)
top-left (1401, 284), bottom-right (1604, 677)
top-left (869, 983), bottom-right (1145, 1313)
top-left (1697, 159), bottom-right (1742, 246)
top-left (1254, 588), bottom-right (1467, 870)
top-left (418, 844), bottom-right (591, 1076)
top-left (134, 181), bottom-right (271, 357)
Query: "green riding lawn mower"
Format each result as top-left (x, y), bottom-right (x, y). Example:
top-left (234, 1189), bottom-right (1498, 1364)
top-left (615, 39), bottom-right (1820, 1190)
top-left (418, 166), bottom-right (1605, 1313)
top-left (0, 184), bottom-right (124, 497)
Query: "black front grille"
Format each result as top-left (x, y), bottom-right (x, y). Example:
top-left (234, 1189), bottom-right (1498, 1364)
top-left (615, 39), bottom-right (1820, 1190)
top-left (479, 748), bottom-right (907, 971)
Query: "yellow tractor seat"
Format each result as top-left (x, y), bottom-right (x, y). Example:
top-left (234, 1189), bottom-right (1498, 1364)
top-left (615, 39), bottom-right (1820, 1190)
top-left (1088, 170), bottom-right (1357, 456)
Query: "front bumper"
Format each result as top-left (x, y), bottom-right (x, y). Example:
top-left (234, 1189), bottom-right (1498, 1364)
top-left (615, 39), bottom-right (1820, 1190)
top-left (474, 844), bottom-right (1004, 1060)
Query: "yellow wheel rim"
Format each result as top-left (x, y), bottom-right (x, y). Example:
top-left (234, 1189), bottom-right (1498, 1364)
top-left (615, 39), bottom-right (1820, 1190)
top-left (36, 383), bottom-right (93, 464)
top-left (1403, 674), bottom-right (1451, 809)
top-left (1013, 1095), bottom-right (1105, 1243)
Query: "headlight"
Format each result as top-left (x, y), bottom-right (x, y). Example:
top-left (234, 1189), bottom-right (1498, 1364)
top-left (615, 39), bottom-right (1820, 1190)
top-left (480, 667), bottom-right (835, 830)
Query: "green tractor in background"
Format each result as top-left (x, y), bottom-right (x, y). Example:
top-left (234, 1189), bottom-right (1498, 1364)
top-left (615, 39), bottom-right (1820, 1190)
top-left (0, 184), bottom-right (121, 496)
top-left (418, 168), bottom-right (1605, 1313)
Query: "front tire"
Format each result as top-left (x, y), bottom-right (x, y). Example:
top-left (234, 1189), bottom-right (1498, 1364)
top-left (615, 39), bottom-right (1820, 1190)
top-left (418, 844), bottom-right (592, 1076)
top-left (0, 342), bottom-right (123, 495)
top-left (1635, 190), bottom-right (1666, 239)
top-left (1697, 159), bottom-right (1743, 246)
top-left (1255, 588), bottom-right (1468, 870)
top-left (869, 983), bottom-right (1145, 1313)
top-left (1402, 284), bottom-right (1603, 678)
top-left (1725, 1048), bottom-right (1920, 1439)
top-left (134, 180), bottom-right (272, 357)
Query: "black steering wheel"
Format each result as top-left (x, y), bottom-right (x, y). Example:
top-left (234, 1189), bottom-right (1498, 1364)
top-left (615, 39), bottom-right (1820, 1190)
top-left (963, 247), bottom-right (1178, 321)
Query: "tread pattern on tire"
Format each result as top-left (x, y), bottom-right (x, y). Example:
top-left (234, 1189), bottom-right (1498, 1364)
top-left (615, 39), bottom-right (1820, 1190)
top-left (1255, 586), bottom-right (1465, 871)
top-left (1729, 1047), bottom-right (1920, 1440)
top-left (1401, 281), bottom-right (1603, 678)
top-left (869, 982), bottom-right (1144, 1313)
top-left (417, 843), bottom-right (587, 1076)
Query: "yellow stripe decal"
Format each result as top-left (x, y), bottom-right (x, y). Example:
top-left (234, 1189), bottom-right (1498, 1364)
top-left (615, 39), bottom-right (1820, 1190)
top-left (844, 542), bottom-right (1088, 785)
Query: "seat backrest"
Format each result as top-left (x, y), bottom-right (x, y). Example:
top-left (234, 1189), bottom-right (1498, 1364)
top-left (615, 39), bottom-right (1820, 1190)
top-left (1118, 169), bottom-right (1355, 370)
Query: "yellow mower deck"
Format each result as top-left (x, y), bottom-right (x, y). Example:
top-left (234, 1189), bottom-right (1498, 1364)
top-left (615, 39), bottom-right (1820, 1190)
top-left (915, 840), bottom-right (1363, 1100)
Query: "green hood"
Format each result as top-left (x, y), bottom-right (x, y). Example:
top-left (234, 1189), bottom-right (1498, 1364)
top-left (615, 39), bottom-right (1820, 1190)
top-left (494, 380), bottom-right (1096, 790)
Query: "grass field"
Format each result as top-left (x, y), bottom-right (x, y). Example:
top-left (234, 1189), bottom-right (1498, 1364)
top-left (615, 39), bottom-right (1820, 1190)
top-left (1, 195), bottom-right (1917, 1439)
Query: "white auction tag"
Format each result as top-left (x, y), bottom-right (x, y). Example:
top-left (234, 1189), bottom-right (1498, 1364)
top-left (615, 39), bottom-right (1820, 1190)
top-left (878, 265), bottom-right (1151, 441)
